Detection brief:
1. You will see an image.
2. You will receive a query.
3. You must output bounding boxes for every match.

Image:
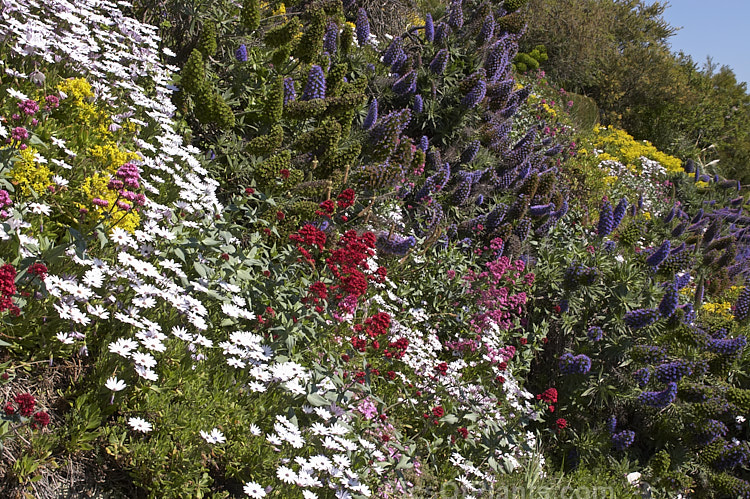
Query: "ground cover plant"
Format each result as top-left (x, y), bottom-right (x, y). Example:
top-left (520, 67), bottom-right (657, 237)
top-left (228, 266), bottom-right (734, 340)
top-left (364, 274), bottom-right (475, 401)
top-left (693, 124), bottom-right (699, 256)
top-left (0, 0), bottom-right (748, 497)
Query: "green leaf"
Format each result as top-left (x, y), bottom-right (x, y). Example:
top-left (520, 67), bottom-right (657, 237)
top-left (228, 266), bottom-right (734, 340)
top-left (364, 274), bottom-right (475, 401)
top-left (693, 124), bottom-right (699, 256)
top-left (306, 393), bottom-right (328, 406)
top-left (395, 454), bottom-right (413, 470)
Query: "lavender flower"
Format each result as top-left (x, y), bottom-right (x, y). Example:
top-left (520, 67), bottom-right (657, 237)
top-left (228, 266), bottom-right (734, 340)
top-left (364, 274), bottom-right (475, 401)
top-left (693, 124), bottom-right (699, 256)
top-left (612, 198), bottom-right (628, 229)
top-left (559, 353), bottom-right (592, 375)
top-left (695, 419), bottom-right (728, 445)
top-left (612, 430), bottom-right (635, 451)
top-left (606, 415), bottom-right (617, 434)
top-left (363, 98), bottom-right (378, 130)
top-left (645, 240), bottom-right (671, 267)
top-left (706, 336), bottom-right (747, 356)
top-left (434, 22), bottom-right (450, 45)
top-left (479, 13), bottom-right (494, 43)
top-left (383, 38), bottom-right (403, 66)
top-left (301, 65), bottom-right (325, 101)
top-left (235, 44), bottom-right (247, 62)
top-left (633, 367), bottom-right (650, 387)
top-left (393, 70), bottom-right (417, 95)
top-left (376, 232), bottom-right (416, 256)
top-left (424, 13), bottom-right (434, 42)
top-left (461, 80), bottom-right (486, 108)
top-left (529, 203), bottom-right (554, 217)
top-left (429, 49), bottom-right (449, 74)
top-left (323, 21), bottom-right (338, 55)
top-left (623, 308), bottom-right (660, 330)
top-left (638, 382), bottom-right (678, 408)
top-left (283, 77), bottom-right (296, 105)
top-left (413, 94), bottom-right (423, 113)
top-left (654, 360), bottom-right (692, 383)
top-left (419, 135), bottom-right (429, 152)
top-left (356, 8), bottom-right (370, 46)
top-left (658, 282), bottom-right (679, 318)
top-left (587, 326), bottom-right (603, 342)
top-left (448, 0), bottom-right (463, 29)
top-left (597, 199), bottom-right (614, 237)
top-left (735, 286), bottom-right (750, 321)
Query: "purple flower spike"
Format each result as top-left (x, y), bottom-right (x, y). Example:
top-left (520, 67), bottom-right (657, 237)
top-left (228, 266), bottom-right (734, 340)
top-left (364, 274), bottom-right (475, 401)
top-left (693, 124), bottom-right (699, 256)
top-left (356, 9), bottom-right (370, 46)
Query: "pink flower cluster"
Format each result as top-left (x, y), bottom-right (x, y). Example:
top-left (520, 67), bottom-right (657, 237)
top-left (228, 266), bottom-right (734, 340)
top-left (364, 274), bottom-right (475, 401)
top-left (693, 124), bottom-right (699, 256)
top-left (106, 162), bottom-right (145, 211)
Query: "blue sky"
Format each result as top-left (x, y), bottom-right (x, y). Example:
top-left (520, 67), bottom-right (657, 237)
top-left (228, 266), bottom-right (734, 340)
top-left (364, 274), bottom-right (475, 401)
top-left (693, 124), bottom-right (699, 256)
top-left (659, 1), bottom-right (750, 87)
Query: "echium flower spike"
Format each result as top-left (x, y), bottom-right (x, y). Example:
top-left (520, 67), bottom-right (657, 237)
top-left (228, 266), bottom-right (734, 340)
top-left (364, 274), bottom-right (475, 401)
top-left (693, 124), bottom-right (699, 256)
top-left (658, 282), bottom-right (679, 318)
top-left (283, 77), bottom-right (296, 104)
top-left (323, 21), bottom-right (338, 55)
top-left (429, 49), bottom-right (449, 74)
top-left (638, 382), bottom-right (678, 408)
top-left (597, 198), bottom-right (614, 237)
top-left (448, 0), bottom-right (463, 29)
top-left (587, 326), bottom-right (603, 342)
top-left (461, 80), bottom-right (486, 108)
top-left (413, 94), bottom-right (423, 113)
top-left (479, 13), bottom-right (494, 43)
top-left (301, 65), bottom-right (326, 101)
top-left (623, 308), bottom-right (660, 330)
top-left (461, 140), bottom-right (480, 163)
top-left (363, 98), bottom-right (378, 130)
top-left (612, 430), bottom-right (636, 451)
top-left (393, 70), bottom-right (417, 95)
top-left (612, 198), bottom-right (628, 229)
top-left (356, 8), bottom-right (370, 46)
top-left (734, 286), bottom-right (750, 321)
top-left (424, 13), bottom-right (434, 42)
top-left (383, 38), bottom-right (403, 66)
top-left (645, 240), bottom-right (671, 267)
top-left (235, 44), bottom-right (248, 62)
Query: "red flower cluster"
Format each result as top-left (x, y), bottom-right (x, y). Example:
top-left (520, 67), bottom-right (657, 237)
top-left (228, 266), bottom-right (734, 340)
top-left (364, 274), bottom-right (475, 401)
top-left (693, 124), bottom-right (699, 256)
top-left (7, 392), bottom-right (36, 417)
top-left (434, 362), bottom-right (448, 376)
top-left (383, 337), bottom-right (409, 359)
top-left (537, 387), bottom-right (558, 404)
top-left (555, 418), bottom-right (568, 430)
top-left (290, 224), bottom-right (327, 265)
top-left (0, 263), bottom-right (19, 315)
top-left (28, 263), bottom-right (48, 281)
top-left (336, 188), bottom-right (356, 209)
top-left (315, 199), bottom-right (335, 217)
top-left (457, 427), bottom-right (469, 439)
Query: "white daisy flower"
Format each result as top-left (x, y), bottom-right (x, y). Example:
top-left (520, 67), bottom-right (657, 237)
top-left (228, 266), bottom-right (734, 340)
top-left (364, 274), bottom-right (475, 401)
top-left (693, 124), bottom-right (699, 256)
top-left (243, 481), bottom-right (266, 498)
top-left (28, 202), bottom-right (51, 215)
top-left (105, 376), bottom-right (127, 392)
top-left (276, 465), bottom-right (297, 484)
top-left (56, 332), bottom-right (74, 344)
top-left (200, 428), bottom-right (226, 444)
top-left (128, 416), bottom-right (152, 433)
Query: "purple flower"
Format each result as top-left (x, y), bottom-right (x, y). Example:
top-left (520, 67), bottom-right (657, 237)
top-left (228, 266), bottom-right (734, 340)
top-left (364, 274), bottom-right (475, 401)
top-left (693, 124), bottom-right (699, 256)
top-left (479, 13), bottom-right (494, 43)
top-left (413, 94), bottom-right (423, 113)
top-left (559, 353), bottom-right (592, 375)
top-left (235, 44), bottom-right (247, 62)
top-left (461, 80), bottom-right (486, 108)
top-left (283, 78), bottom-right (296, 104)
top-left (654, 360), bottom-right (692, 383)
top-left (658, 282), bottom-right (679, 318)
top-left (434, 22), bottom-right (450, 45)
top-left (356, 8), bottom-right (370, 46)
top-left (301, 65), bottom-right (326, 101)
top-left (376, 232), bottom-right (416, 256)
top-left (638, 382), bottom-right (677, 408)
top-left (734, 286), bottom-right (750, 321)
top-left (363, 98), bottom-right (378, 130)
top-left (461, 140), bottom-right (480, 163)
top-left (419, 135), bottom-right (429, 152)
top-left (706, 336), bottom-right (747, 356)
top-left (645, 240), bottom-right (671, 267)
top-left (529, 203), bottom-right (555, 217)
top-left (612, 430), bottom-right (635, 451)
top-left (424, 13), bottom-right (434, 42)
top-left (633, 367), bottom-right (650, 387)
top-left (587, 326), bottom-right (603, 342)
top-left (383, 38), bottom-right (403, 66)
top-left (606, 415), bottom-right (617, 434)
top-left (429, 49), bottom-right (449, 74)
top-left (597, 198), bottom-right (614, 237)
top-left (448, 0), bottom-right (463, 29)
top-left (323, 21), bottom-right (338, 55)
top-left (612, 198), bottom-right (628, 229)
top-left (623, 308), bottom-right (659, 330)
top-left (393, 70), bottom-right (417, 95)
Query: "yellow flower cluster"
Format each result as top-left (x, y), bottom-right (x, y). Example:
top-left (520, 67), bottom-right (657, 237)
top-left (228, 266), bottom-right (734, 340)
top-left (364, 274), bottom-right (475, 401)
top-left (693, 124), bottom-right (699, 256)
top-left (593, 126), bottom-right (683, 173)
top-left (88, 141), bottom-right (138, 171)
top-left (701, 301), bottom-right (734, 320)
top-left (406, 11), bottom-right (425, 28)
top-left (57, 78), bottom-right (110, 135)
top-left (272, 2), bottom-right (285, 15)
top-left (9, 146), bottom-right (52, 195)
top-left (541, 103), bottom-right (557, 118)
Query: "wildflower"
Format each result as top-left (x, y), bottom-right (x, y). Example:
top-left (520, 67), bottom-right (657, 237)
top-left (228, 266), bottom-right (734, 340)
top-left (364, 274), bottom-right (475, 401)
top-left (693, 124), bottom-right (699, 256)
top-left (423, 13), bottom-right (434, 42)
top-left (612, 430), bottom-right (636, 450)
top-left (276, 465), bottom-right (297, 484)
top-left (200, 428), bottom-right (226, 444)
top-left (645, 240), bottom-right (671, 267)
top-left (623, 308), bottom-right (659, 330)
top-left (587, 326), bottom-right (603, 342)
top-left (128, 416), bottom-right (153, 433)
top-left (32, 411), bottom-right (50, 429)
top-left (658, 282), bottom-right (679, 318)
top-left (555, 418), bottom-right (567, 430)
top-left (355, 8), bottom-right (370, 46)
top-left (597, 198), bottom-right (613, 237)
top-left (244, 482), bottom-right (267, 498)
top-left (14, 393), bottom-right (36, 416)
top-left (105, 376), bottom-right (127, 392)
top-left (235, 44), bottom-right (248, 62)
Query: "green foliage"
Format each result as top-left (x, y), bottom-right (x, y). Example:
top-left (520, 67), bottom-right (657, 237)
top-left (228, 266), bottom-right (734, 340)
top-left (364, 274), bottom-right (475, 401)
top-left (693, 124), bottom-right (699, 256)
top-left (197, 21), bottom-right (217, 57)
top-left (241, 0), bottom-right (260, 31)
